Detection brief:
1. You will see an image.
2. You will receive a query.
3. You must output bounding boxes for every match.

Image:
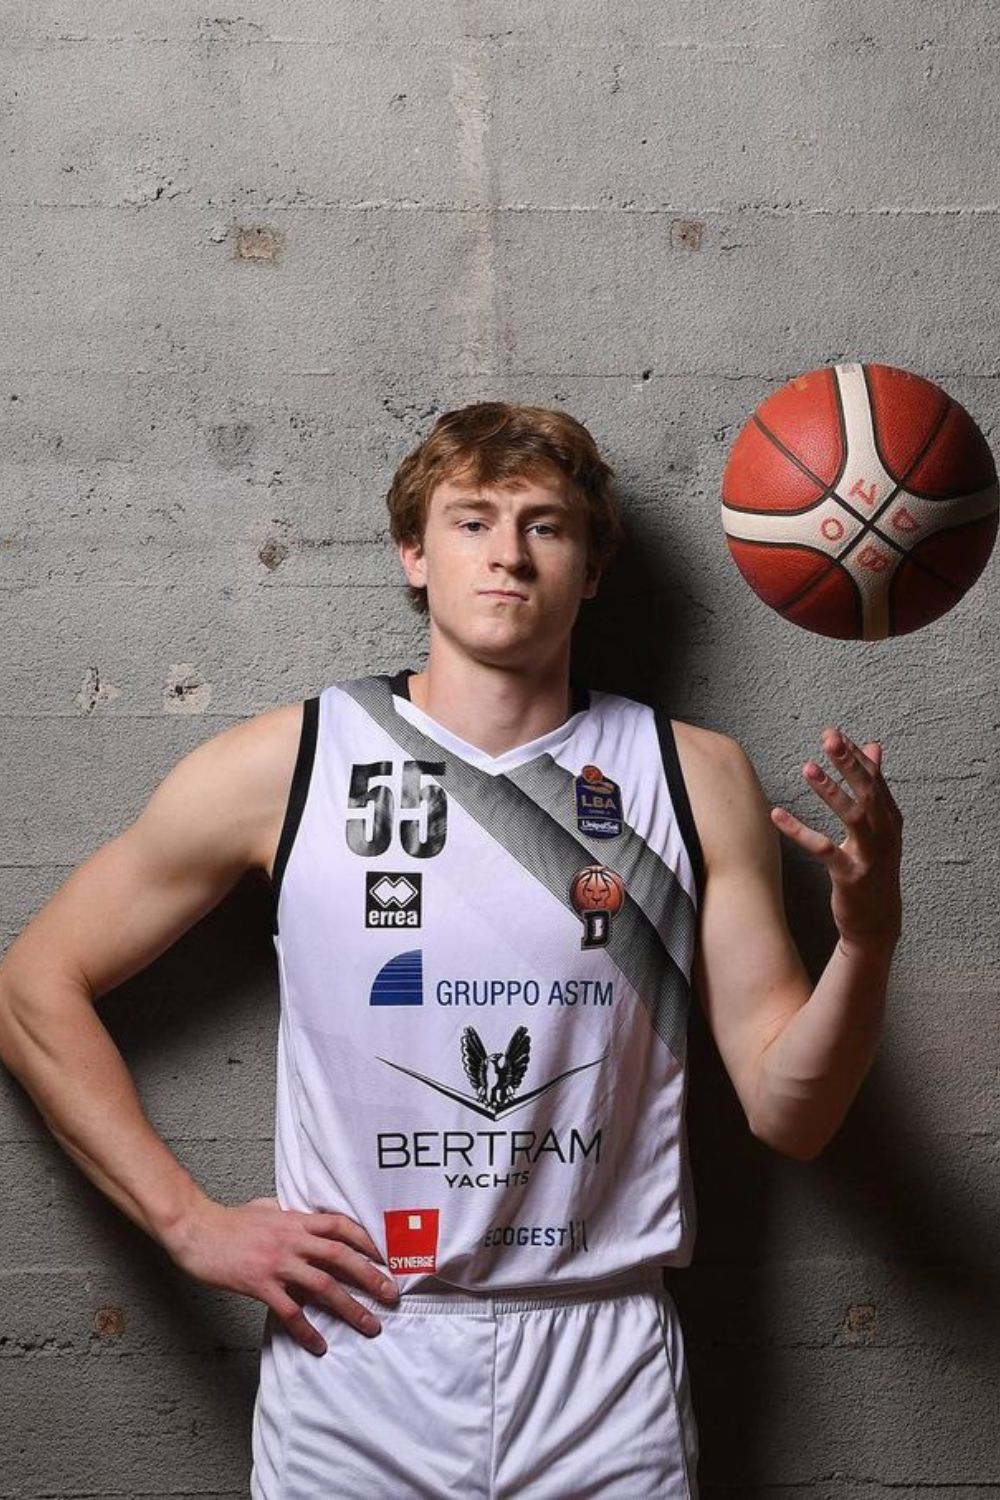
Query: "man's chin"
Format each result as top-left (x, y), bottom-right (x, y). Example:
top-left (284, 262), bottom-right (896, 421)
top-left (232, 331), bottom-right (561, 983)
top-left (448, 629), bottom-right (547, 671)
top-left (429, 611), bottom-right (572, 670)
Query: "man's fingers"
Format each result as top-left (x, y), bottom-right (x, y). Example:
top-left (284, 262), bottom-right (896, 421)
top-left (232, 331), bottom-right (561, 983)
top-left (269, 1287), bottom-right (329, 1355)
top-left (822, 729), bottom-right (876, 799)
top-left (803, 761), bottom-right (867, 829)
top-left (837, 735), bottom-right (880, 776)
top-left (301, 1238), bottom-right (400, 1305)
top-left (844, 737), bottom-right (904, 827)
top-left (287, 1267), bottom-right (389, 1337)
top-left (306, 1211), bottom-right (386, 1266)
top-left (770, 806), bottom-right (852, 875)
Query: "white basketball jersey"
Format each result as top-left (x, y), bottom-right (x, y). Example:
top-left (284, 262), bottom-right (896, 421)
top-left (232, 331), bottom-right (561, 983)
top-left (268, 669), bottom-right (705, 1292)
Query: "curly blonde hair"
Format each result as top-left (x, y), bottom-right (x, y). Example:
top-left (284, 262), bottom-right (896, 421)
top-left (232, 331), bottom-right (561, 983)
top-left (385, 401), bottom-right (623, 613)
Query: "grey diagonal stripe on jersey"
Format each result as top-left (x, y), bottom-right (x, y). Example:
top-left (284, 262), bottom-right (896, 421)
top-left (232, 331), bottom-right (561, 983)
top-left (339, 675), bottom-right (691, 1061)
top-left (504, 756), bottom-right (698, 977)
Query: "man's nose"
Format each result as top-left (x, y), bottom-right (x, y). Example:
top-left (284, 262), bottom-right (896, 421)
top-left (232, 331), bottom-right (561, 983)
top-left (489, 521), bottom-right (532, 571)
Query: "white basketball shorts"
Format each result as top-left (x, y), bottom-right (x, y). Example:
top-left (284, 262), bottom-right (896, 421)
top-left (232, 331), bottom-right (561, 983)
top-left (250, 1265), bottom-right (699, 1498)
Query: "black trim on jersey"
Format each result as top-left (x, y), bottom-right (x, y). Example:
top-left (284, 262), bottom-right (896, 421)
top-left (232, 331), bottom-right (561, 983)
top-left (388, 666), bottom-right (591, 714)
top-left (270, 695), bottom-right (320, 934)
top-left (654, 708), bottom-right (706, 909)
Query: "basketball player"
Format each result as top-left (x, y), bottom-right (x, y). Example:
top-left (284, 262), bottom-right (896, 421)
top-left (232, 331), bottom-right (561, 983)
top-left (0, 403), bottom-right (903, 1497)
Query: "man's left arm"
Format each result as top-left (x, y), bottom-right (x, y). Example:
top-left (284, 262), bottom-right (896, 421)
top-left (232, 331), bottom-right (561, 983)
top-left (689, 725), bottom-right (904, 1162)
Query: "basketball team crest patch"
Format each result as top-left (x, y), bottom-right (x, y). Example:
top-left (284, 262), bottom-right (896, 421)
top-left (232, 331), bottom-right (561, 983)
top-left (574, 764), bottom-right (623, 838)
top-left (570, 864), bottom-right (626, 949)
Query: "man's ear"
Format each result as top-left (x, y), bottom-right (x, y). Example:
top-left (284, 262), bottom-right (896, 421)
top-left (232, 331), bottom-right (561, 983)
top-left (581, 561), bottom-right (602, 601)
top-left (398, 537), bottom-right (427, 589)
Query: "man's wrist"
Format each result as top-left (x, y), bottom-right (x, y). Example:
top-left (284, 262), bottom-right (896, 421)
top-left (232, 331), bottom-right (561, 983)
top-left (836, 932), bottom-right (900, 964)
top-left (151, 1175), bottom-right (216, 1257)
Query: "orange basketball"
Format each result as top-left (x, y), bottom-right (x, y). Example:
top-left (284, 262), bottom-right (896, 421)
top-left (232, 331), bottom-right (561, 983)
top-left (569, 865), bottom-right (626, 915)
top-left (721, 362), bottom-right (999, 639)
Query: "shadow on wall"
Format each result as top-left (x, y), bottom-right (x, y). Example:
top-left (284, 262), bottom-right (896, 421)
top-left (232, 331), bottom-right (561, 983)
top-left (572, 514), bottom-right (1000, 1491)
top-left (572, 511), bottom-right (787, 1487)
top-left (571, 509), bottom-right (704, 708)
top-left (0, 876), bottom-right (283, 1491)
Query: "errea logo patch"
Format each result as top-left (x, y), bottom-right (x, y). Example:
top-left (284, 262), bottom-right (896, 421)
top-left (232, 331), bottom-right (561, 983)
top-left (366, 872), bottom-right (422, 928)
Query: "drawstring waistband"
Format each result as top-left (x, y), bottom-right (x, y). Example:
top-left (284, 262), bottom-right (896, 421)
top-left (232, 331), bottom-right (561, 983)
top-left (351, 1264), bottom-right (669, 1318)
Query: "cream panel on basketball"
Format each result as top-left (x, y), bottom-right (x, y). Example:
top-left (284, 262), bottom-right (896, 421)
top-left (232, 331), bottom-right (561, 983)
top-left (831, 362), bottom-right (898, 516)
top-left (269, 676), bottom-right (699, 1293)
top-left (720, 493), bottom-right (867, 558)
top-left (872, 480), bottom-right (999, 545)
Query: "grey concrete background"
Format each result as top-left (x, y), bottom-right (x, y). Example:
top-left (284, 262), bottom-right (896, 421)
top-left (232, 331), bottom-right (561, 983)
top-left (2, 1), bottom-right (999, 1495)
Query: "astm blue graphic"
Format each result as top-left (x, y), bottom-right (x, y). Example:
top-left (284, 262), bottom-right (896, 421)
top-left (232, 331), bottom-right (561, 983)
top-left (370, 949), bottom-right (424, 1006)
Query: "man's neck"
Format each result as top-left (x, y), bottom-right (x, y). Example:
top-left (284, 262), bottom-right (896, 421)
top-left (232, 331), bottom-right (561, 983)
top-left (405, 644), bottom-right (577, 758)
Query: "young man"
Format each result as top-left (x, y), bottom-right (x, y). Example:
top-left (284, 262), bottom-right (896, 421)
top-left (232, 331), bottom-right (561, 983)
top-left (0, 402), bottom-right (903, 1498)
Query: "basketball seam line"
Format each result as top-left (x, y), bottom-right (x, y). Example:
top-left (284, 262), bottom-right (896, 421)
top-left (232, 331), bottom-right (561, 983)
top-left (849, 395), bottom-right (954, 541)
top-left (744, 376), bottom-right (985, 620)
top-left (779, 515), bottom-right (985, 626)
top-left (749, 411), bottom-right (843, 505)
top-left (861, 365), bottom-right (957, 505)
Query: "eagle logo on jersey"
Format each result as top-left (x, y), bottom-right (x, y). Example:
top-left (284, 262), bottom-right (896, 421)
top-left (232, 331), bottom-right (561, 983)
top-left (462, 1025), bottom-right (531, 1111)
top-left (377, 1026), bottom-right (606, 1121)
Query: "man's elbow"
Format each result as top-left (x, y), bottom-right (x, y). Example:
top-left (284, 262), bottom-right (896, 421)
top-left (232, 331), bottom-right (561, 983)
top-left (751, 1119), bottom-right (828, 1162)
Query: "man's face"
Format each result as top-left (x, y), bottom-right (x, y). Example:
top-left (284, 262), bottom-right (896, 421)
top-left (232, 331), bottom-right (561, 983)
top-left (398, 472), bottom-right (601, 669)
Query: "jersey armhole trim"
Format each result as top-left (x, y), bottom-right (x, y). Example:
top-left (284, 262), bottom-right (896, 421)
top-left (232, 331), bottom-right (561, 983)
top-left (270, 695), bottom-right (320, 933)
top-left (654, 707), bottom-right (706, 909)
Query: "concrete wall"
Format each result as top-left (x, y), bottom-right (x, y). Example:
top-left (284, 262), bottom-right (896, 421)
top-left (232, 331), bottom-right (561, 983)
top-left (2, 2), bottom-right (998, 1495)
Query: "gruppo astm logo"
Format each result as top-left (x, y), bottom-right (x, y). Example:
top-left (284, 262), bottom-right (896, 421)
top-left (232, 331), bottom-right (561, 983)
top-left (365, 871), bottom-right (422, 928)
top-left (370, 951), bottom-right (614, 1010)
top-left (378, 1024), bottom-right (606, 1121)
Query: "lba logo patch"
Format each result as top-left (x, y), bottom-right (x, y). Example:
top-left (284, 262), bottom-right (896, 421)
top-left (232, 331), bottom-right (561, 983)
top-left (366, 872), bottom-right (422, 928)
top-left (384, 1208), bottom-right (439, 1274)
top-left (574, 764), bottom-right (623, 838)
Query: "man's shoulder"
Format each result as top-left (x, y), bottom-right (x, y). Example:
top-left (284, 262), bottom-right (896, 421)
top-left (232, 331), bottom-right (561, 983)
top-left (670, 717), bottom-right (747, 807)
top-left (189, 699), bottom-right (311, 877)
top-left (668, 718), bottom-right (763, 876)
top-left (207, 698), bottom-right (307, 769)
top-left (667, 714), bottom-right (730, 750)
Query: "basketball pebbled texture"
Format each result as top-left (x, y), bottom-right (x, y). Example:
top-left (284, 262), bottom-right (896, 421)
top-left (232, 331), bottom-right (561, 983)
top-left (721, 362), bottom-right (999, 640)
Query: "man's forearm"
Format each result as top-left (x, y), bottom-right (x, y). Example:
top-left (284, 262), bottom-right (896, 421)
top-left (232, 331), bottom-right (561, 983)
top-left (0, 973), bottom-right (211, 1250)
top-left (750, 937), bottom-right (897, 1160)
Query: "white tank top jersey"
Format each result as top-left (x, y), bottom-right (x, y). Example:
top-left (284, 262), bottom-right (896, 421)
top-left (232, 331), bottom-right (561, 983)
top-left (267, 669), bottom-right (706, 1294)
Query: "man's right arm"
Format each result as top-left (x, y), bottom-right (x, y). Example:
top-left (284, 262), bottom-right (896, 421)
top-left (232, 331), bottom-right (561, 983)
top-left (0, 704), bottom-right (400, 1350)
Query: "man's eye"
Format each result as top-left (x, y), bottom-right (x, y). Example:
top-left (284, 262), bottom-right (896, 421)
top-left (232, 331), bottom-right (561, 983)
top-left (529, 523), bottom-right (557, 536)
top-left (459, 520), bottom-right (486, 533)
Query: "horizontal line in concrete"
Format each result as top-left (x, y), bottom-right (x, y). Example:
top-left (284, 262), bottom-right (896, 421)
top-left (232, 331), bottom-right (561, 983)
top-left (8, 34), bottom-right (1000, 50)
top-left (1, 366), bottom-right (999, 382)
top-left (0, 1137), bottom-right (278, 1145)
top-left (5, 199), bottom-right (1000, 216)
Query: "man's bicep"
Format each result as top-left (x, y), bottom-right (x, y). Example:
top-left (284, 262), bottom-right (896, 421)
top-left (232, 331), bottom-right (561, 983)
top-left (692, 740), bottom-right (811, 1130)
